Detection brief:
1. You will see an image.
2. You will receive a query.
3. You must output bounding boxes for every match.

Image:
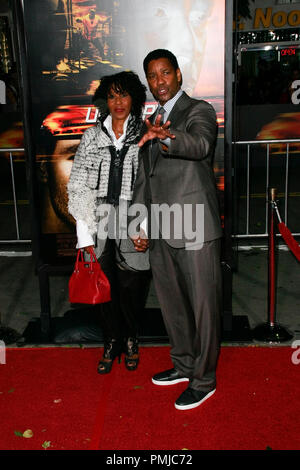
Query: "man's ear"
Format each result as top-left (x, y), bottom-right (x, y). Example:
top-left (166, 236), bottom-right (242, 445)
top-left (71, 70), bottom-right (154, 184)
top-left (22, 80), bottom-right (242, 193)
top-left (176, 68), bottom-right (182, 87)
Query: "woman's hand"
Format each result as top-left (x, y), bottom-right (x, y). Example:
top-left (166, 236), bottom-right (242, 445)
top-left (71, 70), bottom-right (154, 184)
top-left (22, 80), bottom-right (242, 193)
top-left (131, 229), bottom-right (149, 252)
top-left (138, 114), bottom-right (175, 148)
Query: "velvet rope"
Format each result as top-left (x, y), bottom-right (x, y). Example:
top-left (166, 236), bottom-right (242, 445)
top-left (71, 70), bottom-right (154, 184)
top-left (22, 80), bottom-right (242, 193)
top-left (272, 200), bottom-right (300, 262)
top-left (277, 222), bottom-right (300, 262)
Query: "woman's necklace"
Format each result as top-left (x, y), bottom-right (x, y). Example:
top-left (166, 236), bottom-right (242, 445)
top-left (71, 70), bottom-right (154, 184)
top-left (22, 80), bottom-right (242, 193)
top-left (112, 127), bottom-right (123, 137)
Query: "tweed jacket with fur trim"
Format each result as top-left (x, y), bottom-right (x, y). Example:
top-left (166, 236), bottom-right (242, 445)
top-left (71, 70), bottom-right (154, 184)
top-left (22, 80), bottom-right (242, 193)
top-left (67, 120), bottom-right (140, 237)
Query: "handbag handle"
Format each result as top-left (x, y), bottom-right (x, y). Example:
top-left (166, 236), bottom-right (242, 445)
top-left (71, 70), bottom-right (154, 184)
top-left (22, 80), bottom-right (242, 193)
top-left (75, 248), bottom-right (98, 272)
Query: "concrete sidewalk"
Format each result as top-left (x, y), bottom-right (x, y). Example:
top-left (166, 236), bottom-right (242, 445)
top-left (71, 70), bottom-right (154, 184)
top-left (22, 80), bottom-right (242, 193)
top-left (0, 241), bottom-right (299, 346)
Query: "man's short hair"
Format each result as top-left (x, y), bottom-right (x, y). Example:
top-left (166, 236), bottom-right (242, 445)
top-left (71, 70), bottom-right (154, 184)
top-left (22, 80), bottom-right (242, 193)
top-left (143, 49), bottom-right (179, 75)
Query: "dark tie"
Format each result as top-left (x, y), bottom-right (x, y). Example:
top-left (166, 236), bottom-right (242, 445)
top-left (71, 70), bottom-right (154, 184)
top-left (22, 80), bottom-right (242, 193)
top-left (157, 106), bottom-right (166, 124)
top-left (150, 106), bottom-right (165, 176)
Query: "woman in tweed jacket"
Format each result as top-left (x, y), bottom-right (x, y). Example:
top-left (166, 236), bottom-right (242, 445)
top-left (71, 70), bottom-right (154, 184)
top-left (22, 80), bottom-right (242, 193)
top-left (68, 71), bottom-right (150, 374)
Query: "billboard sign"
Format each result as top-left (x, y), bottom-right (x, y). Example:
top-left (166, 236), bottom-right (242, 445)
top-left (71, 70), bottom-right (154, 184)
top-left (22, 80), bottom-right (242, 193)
top-left (22, 0), bottom-right (225, 263)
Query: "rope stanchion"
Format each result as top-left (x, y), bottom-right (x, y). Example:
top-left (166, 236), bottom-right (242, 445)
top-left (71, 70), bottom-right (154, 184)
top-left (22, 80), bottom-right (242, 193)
top-left (252, 188), bottom-right (293, 343)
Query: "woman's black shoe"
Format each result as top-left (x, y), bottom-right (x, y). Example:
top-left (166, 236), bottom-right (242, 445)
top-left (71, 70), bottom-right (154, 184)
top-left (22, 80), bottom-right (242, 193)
top-left (124, 337), bottom-right (139, 371)
top-left (97, 338), bottom-right (122, 374)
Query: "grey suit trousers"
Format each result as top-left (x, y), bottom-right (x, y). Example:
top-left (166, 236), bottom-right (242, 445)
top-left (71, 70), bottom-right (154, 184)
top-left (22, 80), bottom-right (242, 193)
top-left (149, 238), bottom-right (222, 391)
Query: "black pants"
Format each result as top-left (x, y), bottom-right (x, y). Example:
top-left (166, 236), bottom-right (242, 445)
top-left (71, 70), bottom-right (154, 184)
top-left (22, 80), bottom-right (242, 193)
top-left (98, 238), bottom-right (151, 340)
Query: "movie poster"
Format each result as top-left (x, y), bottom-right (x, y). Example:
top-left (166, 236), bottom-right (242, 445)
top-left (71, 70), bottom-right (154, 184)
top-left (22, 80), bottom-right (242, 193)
top-left (22, 0), bottom-right (225, 262)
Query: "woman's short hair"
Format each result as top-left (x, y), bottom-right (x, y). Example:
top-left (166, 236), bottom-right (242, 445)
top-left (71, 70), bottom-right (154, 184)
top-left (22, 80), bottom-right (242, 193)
top-left (93, 71), bottom-right (146, 118)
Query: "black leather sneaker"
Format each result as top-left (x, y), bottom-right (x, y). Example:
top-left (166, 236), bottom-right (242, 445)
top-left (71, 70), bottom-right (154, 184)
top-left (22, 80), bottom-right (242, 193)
top-left (152, 368), bottom-right (189, 386)
top-left (175, 387), bottom-right (216, 410)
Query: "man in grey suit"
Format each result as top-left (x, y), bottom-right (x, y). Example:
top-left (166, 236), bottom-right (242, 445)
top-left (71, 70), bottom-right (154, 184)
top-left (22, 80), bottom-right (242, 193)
top-left (132, 49), bottom-right (222, 410)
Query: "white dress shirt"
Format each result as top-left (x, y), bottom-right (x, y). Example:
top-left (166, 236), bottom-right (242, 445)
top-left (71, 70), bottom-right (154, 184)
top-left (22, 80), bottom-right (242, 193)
top-left (158, 88), bottom-right (183, 147)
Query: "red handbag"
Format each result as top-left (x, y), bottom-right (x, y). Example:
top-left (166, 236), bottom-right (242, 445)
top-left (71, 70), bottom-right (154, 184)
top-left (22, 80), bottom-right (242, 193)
top-left (69, 249), bottom-right (111, 304)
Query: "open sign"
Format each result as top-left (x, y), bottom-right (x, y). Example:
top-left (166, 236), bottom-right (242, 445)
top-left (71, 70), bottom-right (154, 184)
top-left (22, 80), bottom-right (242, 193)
top-left (281, 48), bottom-right (296, 56)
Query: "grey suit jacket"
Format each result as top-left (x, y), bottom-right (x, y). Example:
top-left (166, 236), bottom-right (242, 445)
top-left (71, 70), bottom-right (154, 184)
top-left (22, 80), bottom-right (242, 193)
top-left (132, 91), bottom-right (222, 248)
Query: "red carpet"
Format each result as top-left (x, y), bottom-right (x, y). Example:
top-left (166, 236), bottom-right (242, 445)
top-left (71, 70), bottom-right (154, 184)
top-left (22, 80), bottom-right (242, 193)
top-left (0, 346), bottom-right (299, 450)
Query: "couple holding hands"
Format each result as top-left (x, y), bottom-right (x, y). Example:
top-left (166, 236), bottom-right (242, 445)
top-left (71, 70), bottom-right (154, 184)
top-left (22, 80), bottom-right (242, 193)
top-left (67, 48), bottom-right (222, 411)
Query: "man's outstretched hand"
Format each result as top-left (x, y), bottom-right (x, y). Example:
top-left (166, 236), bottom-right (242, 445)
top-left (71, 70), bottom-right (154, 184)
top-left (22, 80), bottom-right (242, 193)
top-left (138, 114), bottom-right (175, 148)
